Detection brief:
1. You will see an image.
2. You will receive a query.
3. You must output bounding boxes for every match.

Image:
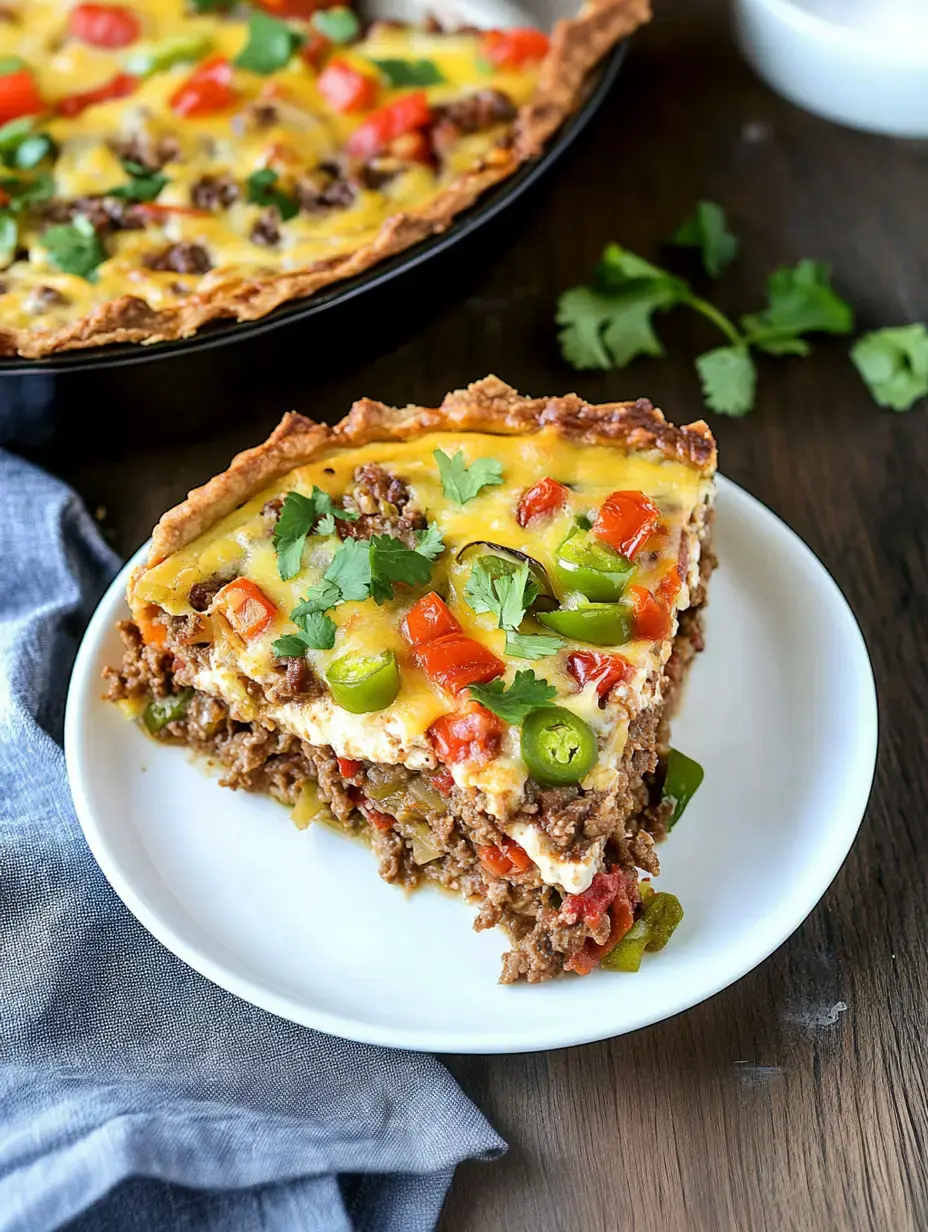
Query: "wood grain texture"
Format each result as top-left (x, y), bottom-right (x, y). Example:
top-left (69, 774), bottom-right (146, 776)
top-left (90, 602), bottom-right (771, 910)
top-left (29, 0), bottom-right (928, 1227)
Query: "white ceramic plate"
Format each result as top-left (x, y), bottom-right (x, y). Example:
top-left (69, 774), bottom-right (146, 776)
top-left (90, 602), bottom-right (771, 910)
top-left (65, 477), bottom-right (877, 1054)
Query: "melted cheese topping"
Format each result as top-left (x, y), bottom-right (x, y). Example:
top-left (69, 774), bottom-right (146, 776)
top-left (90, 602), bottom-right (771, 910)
top-left (133, 428), bottom-right (713, 833)
top-left (0, 1), bottom-right (540, 331)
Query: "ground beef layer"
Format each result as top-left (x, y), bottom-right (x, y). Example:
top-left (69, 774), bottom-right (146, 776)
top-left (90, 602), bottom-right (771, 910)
top-left (103, 577), bottom-right (709, 983)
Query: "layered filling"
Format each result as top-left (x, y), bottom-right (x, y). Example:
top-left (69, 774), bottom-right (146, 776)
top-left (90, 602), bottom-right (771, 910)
top-left (109, 426), bottom-right (715, 980)
top-left (0, 0), bottom-right (548, 338)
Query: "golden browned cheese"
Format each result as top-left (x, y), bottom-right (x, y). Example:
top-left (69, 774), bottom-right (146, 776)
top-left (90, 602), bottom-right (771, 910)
top-left (0, 0), bottom-right (540, 329)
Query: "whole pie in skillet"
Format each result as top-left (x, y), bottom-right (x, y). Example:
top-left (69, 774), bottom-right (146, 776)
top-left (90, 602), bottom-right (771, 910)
top-left (0, 0), bottom-right (649, 357)
top-left (104, 376), bottom-right (716, 982)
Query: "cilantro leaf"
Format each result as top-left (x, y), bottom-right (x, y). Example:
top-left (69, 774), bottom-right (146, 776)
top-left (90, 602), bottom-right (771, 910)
top-left (369, 533), bottom-right (437, 604)
top-left (464, 560), bottom-right (537, 631)
top-left (851, 324), bottom-right (928, 412)
top-left (468, 670), bottom-right (558, 724)
top-left (324, 536), bottom-right (372, 602)
top-left (297, 577), bottom-right (342, 615)
top-left (272, 633), bottom-right (313, 658)
top-left (696, 346), bottom-right (757, 417)
top-left (671, 201), bottom-right (739, 278)
top-left (273, 488), bottom-right (358, 579)
top-left (246, 168), bottom-right (299, 221)
top-left (415, 522), bottom-right (445, 561)
top-left (311, 6), bottom-right (359, 43)
top-left (189, 0), bottom-right (234, 10)
top-left (0, 171), bottom-right (53, 211)
top-left (434, 449), bottom-right (503, 504)
top-left (236, 10), bottom-right (301, 74)
top-left (293, 608), bottom-right (337, 650)
top-left (0, 118), bottom-right (54, 170)
top-left (505, 631), bottom-right (566, 660)
top-left (107, 168), bottom-right (167, 202)
top-left (42, 215), bottom-right (106, 280)
top-left (0, 213), bottom-right (16, 260)
top-left (372, 58), bottom-right (445, 87)
top-left (741, 260), bottom-right (853, 354)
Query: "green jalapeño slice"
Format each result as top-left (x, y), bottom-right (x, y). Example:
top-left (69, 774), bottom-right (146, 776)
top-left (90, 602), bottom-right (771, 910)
top-left (554, 527), bottom-right (634, 601)
top-left (537, 603), bottom-right (634, 646)
top-left (326, 650), bottom-right (400, 714)
top-left (521, 705), bottom-right (598, 785)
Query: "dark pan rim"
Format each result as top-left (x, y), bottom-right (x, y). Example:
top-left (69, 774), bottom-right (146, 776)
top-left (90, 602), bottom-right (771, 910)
top-left (0, 41), bottom-right (627, 376)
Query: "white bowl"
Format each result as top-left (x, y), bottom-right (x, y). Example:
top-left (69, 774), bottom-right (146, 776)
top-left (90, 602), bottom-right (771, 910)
top-left (734, 0), bottom-right (928, 138)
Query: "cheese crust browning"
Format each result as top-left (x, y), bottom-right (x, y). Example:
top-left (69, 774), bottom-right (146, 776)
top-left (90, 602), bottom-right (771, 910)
top-left (0, 0), bottom-right (649, 357)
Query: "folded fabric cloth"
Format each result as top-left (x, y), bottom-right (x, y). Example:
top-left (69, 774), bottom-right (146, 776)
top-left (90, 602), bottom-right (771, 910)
top-left (0, 450), bottom-right (505, 1232)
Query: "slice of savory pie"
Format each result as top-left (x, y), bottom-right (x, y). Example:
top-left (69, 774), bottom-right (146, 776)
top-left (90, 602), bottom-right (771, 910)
top-left (104, 376), bottom-right (716, 982)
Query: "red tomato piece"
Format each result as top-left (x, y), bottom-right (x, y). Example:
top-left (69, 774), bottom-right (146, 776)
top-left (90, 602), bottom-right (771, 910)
top-left (300, 30), bottom-right (331, 70)
top-left (560, 870), bottom-right (623, 926)
top-left (427, 701), bottom-right (502, 766)
top-left (137, 608), bottom-right (167, 648)
top-left (401, 592), bottom-right (461, 647)
top-left (317, 58), bottom-right (376, 113)
top-left (362, 804), bottom-right (395, 831)
top-left (564, 868), bottom-right (638, 974)
top-left (565, 650), bottom-right (632, 700)
top-left (478, 836), bottom-right (533, 878)
top-left (628, 584), bottom-right (672, 641)
top-left (170, 56), bottom-right (235, 119)
top-left (388, 129), bottom-right (431, 163)
top-left (345, 90), bottom-right (431, 159)
top-left (56, 71), bottom-right (138, 118)
top-left (592, 490), bottom-right (661, 560)
top-left (414, 633), bottom-right (504, 695)
top-left (213, 578), bottom-right (277, 641)
top-left (657, 567), bottom-right (682, 610)
top-left (0, 70), bottom-right (45, 125)
top-left (257, 0), bottom-right (329, 15)
top-left (69, 4), bottom-right (142, 49)
top-left (516, 476), bottom-right (569, 527)
top-left (432, 768), bottom-right (455, 797)
top-left (480, 27), bottom-right (550, 69)
top-left (337, 757), bottom-right (363, 778)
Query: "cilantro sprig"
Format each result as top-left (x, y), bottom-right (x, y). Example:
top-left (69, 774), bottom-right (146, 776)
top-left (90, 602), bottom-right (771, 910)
top-left (311, 7), bottom-right (360, 43)
top-left (372, 58), bottom-right (446, 87)
top-left (42, 214), bottom-right (107, 280)
top-left (236, 9), bottom-right (301, 74)
top-left (557, 224), bottom-right (854, 417)
top-left (273, 489), bottom-right (359, 580)
top-left (671, 201), bottom-right (738, 278)
top-left (107, 159), bottom-right (168, 203)
top-left (468, 670), bottom-right (557, 724)
top-left (246, 169), bottom-right (299, 221)
top-left (434, 449), bottom-right (503, 504)
top-left (464, 560), bottom-right (537, 631)
top-left (851, 325), bottom-right (928, 412)
top-left (504, 631), bottom-right (565, 660)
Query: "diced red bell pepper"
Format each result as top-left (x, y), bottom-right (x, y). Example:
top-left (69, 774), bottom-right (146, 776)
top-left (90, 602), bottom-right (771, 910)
top-left (432, 768), bottom-right (455, 796)
top-left (657, 567), bottom-right (682, 610)
top-left (213, 578), bottom-right (277, 641)
top-left (592, 490), bottom-right (661, 560)
top-left (317, 58), bottom-right (377, 113)
top-left (480, 27), bottom-right (549, 69)
top-left (345, 90), bottom-right (431, 159)
top-left (362, 803), bottom-right (395, 831)
top-left (68, 4), bottom-right (142, 49)
top-left (257, 0), bottom-right (330, 15)
top-left (478, 836), bottom-right (533, 878)
top-left (516, 476), bottom-right (569, 527)
top-left (428, 701), bottom-right (502, 765)
top-left (57, 71), bottom-right (138, 118)
top-left (337, 756), bottom-right (363, 778)
top-left (402, 592), bottom-right (461, 647)
top-left (170, 56), bottom-right (236, 119)
top-left (565, 650), bottom-right (632, 700)
top-left (0, 69), bottom-right (45, 125)
top-left (414, 632), bottom-right (504, 695)
top-left (628, 584), bottom-right (672, 641)
top-left (387, 129), bottom-right (432, 164)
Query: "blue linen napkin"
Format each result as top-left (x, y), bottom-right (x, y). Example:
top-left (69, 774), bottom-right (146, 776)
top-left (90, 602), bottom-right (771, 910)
top-left (0, 449), bottom-right (505, 1232)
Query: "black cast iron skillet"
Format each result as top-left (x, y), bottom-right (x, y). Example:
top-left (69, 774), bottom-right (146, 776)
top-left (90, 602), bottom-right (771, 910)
top-left (1, 41), bottom-right (627, 450)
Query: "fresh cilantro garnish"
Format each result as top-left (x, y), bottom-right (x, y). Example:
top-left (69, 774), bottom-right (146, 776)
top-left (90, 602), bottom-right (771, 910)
top-left (0, 118), bottom-right (54, 170)
top-left (369, 533), bottom-right (442, 603)
top-left (695, 346), bottom-right (756, 418)
top-left (505, 630), bottom-right (566, 660)
top-left (294, 607), bottom-right (338, 650)
top-left (0, 213), bottom-right (16, 260)
top-left (236, 10), bottom-right (301, 74)
top-left (671, 201), bottom-right (738, 278)
top-left (311, 6), bottom-right (359, 43)
top-left (42, 214), bottom-right (106, 280)
top-left (1, 171), bottom-right (52, 210)
top-left (414, 522), bottom-right (445, 561)
top-left (108, 160), bottom-right (168, 202)
top-left (371, 58), bottom-right (446, 87)
top-left (434, 449), bottom-right (503, 504)
top-left (273, 488), bottom-right (358, 580)
top-left (246, 168), bottom-right (299, 221)
top-left (468, 670), bottom-right (557, 723)
top-left (465, 560), bottom-right (537, 630)
top-left (851, 324), bottom-right (928, 412)
top-left (557, 237), bottom-right (854, 417)
top-left (189, 0), bottom-right (234, 10)
top-left (741, 260), bottom-right (853, 355)
top-left (323, 536), bottom-right (372, 602)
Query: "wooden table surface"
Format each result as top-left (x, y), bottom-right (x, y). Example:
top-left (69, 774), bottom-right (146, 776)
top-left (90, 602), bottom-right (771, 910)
top-left (30, 0), bottom-right (928, 1227)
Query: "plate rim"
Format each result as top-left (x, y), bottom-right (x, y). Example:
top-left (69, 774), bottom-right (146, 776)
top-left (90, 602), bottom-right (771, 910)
top-left (64, 474), bottom-right (879, 1053)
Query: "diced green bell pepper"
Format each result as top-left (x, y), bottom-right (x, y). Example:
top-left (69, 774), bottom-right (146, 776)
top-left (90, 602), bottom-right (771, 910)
top-left (537, 602), bottom-right (633, 646)
top-left (600, 918), bottom-right (650, 972)
top-left (662, 748), bottom-right (704, 828)
top-left (554, 527), bottom-right (634, 601)
top-left (143, 688), bottom-right (193, 735)
top-left (124, 33), bottom-right (212, 77)
top-left (642, 891), bottom-right (684, 951)
top-left (326, 650), bottom-right (400, 714)
top-left (599, 891), bottom-right (684, 970)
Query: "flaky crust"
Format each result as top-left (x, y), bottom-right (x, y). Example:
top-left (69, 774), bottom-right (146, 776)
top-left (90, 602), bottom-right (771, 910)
top-left (134, 375), bottom-right (716, 592)
top-left (2, 0), bottom-right (650, 359)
